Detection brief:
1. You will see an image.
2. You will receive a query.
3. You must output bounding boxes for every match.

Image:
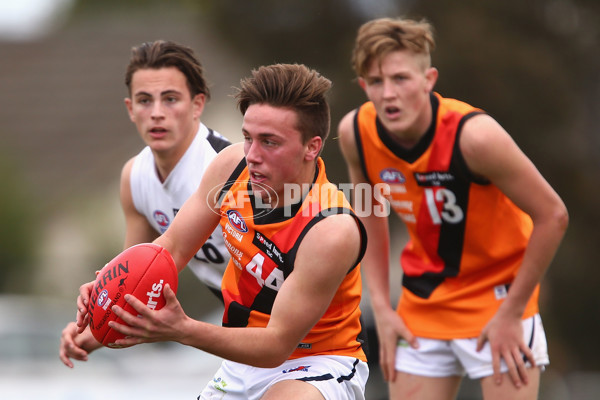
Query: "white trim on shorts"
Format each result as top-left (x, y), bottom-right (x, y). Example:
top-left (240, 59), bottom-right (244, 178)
top-left (395, 313), bottom-right (549, 379)
top-left (198, 355), bottom-right (369, 400)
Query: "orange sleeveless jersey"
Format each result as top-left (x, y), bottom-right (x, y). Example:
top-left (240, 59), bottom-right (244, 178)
top-left (218, 157), bottom-right (367, 361)
top-left (354, 93), bottom-right (539, 339)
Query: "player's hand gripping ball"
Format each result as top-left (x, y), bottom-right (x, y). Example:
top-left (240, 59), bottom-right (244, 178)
top-left (88, 243), bottom-right (178, 348)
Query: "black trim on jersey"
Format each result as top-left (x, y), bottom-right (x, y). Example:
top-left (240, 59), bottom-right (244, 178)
top-left (251, 282), bottom-right (279, 315)
top-left (436, 113), bottom-right (474, 279)
top-left (352, 107), bottom-right (371, 184)
top-left (251, 182), bottom-right (303, 225)
top-left (252, 164), bottom-right (320, 226)
top-left (206, 128), bottom-right (231, 153)
top-left (452, 111), bottom-right (489, 185)
top-left (223, 301), bottom-right (249, 327)
top-left (285, 208), bottom-right (367, 274)
top-left (376, 92), bottom-right (439, 164)
top-left (402, 110), bottom-right (482, 299)
top-left (218, 158), bottom-right (247, 203)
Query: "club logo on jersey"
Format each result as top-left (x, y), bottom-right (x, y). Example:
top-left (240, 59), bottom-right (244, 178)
top-left (227, 210), bottom-right (248, 233)
top-left (153, 210), bottom-right (170, 228)
top-left (380, 168), bottom-right (406, 183)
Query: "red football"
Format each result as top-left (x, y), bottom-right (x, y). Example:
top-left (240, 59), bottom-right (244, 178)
top-left (88, 243), bottom-right (178, 348)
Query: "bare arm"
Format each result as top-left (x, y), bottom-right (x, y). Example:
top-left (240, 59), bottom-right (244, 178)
top-left (461, 114), bottom-right (568, 385)
top-left (338, 111), bottom-right (392, 314)
top-left (120, 157), bottom-right (160, 247)
top-left (462, 114), bottom-right (568, 319)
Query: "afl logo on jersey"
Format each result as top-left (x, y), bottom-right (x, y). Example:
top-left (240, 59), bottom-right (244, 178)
top-left (227, 210), bottom-right (248, 233)
top-left (380, 168), bottom-right (406, 184)
top-left (153, 210), bottom-right (170, 228)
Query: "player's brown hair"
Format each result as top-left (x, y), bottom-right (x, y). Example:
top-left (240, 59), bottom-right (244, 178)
top-left (235, 63), bottom-right (332, 146)
top-left (352, 17), bottom-right (436, 77)
top-left (125, 40), bottom-right (210, 100)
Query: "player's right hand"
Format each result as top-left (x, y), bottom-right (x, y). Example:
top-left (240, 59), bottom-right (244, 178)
top-left (76, 280), bottom-right (95, 332)
top-left (374, 308), bottom-right (418, 383)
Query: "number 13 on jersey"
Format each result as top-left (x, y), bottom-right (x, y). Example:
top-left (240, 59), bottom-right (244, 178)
top-left (424, 187), bottom-right (464, 225)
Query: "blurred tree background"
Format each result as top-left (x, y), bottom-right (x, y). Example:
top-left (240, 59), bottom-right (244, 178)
top-left (0, 0), bottom-right (598, 397)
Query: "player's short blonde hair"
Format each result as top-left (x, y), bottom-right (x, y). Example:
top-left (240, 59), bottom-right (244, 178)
top-left (352, 17), bottom-right (436, 77)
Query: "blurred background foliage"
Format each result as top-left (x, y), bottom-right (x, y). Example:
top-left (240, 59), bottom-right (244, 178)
top-left (1, 0), bottom-right (598, 387)
top-left (0, 153), bottom-right (38, 293)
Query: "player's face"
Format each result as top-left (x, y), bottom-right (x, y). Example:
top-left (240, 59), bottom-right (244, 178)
top-left (359, 49), bottom-right (437, 145)
top-left (125, 67), bottom-right (204, 155)
top-left (242, 104), bottom-right (321, 206)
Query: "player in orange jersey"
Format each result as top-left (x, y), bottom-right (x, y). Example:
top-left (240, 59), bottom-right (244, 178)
top-left (75, 63), bottom-right (369, 400)
top-left (338, 17), bottom-right (568, 400)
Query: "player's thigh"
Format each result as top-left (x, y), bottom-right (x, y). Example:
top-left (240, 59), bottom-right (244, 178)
top-left (480, 366), bottom-right (540, 400)
top-left (261, 379), bottom-right (324, 400)
top-left (389, 372), bottom-right (461, 400)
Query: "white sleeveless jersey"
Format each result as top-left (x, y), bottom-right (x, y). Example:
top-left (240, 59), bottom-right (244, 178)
top-left (130, 124), bottom-right (230, 291)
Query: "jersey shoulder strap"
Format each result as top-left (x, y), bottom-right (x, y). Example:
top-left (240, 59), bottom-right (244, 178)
top-left (206, 128), bottom-right (231, 153)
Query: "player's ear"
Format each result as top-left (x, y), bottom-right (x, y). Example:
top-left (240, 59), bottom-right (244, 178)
top-left (124, 98), bottom-right (135, 122)
top-left (424, 67), bottom-right (438, 92)
top-left (304, 136), bottom-right (322, 161)
top-left (192, 93), bottom-right (206, 120)
top-left (358, 77), bottom-right (367, 91)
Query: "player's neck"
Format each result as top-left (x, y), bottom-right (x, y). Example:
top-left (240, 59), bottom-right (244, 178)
top-left (279, 162), bottom-right (318, 207)
top-left (153, 125), bottom-right (199, 183)
top-left (388, 105), bottom-right (432, 149)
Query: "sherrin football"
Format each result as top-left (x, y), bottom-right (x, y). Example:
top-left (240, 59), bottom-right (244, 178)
top-left (88, 243), bottom-right (178, 348)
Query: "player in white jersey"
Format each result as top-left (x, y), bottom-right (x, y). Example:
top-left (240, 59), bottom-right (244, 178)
top-left (130, 123), bottom-right (229, 297)
top-left (59, 40), bottom-right (230, 367)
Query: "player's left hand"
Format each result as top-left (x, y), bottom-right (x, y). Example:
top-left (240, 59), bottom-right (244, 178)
top-left (108, 284), bottom-right (188, 346)
top-left (476, 312), bottom-right (536, 388)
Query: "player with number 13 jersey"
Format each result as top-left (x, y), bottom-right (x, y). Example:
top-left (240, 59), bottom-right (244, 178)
top-left (353, 92), bottom-right (537, 339)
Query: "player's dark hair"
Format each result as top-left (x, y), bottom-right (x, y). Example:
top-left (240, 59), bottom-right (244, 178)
top-left (235, 64), bottom-right (332, 146)
top-left (125, 40), bottom-right (210, 100)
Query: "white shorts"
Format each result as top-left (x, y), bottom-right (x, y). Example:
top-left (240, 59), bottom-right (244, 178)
top-left (199, 355), bottom-right (369, 400)
top-left (395, 314), bottom-right (549, 379)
